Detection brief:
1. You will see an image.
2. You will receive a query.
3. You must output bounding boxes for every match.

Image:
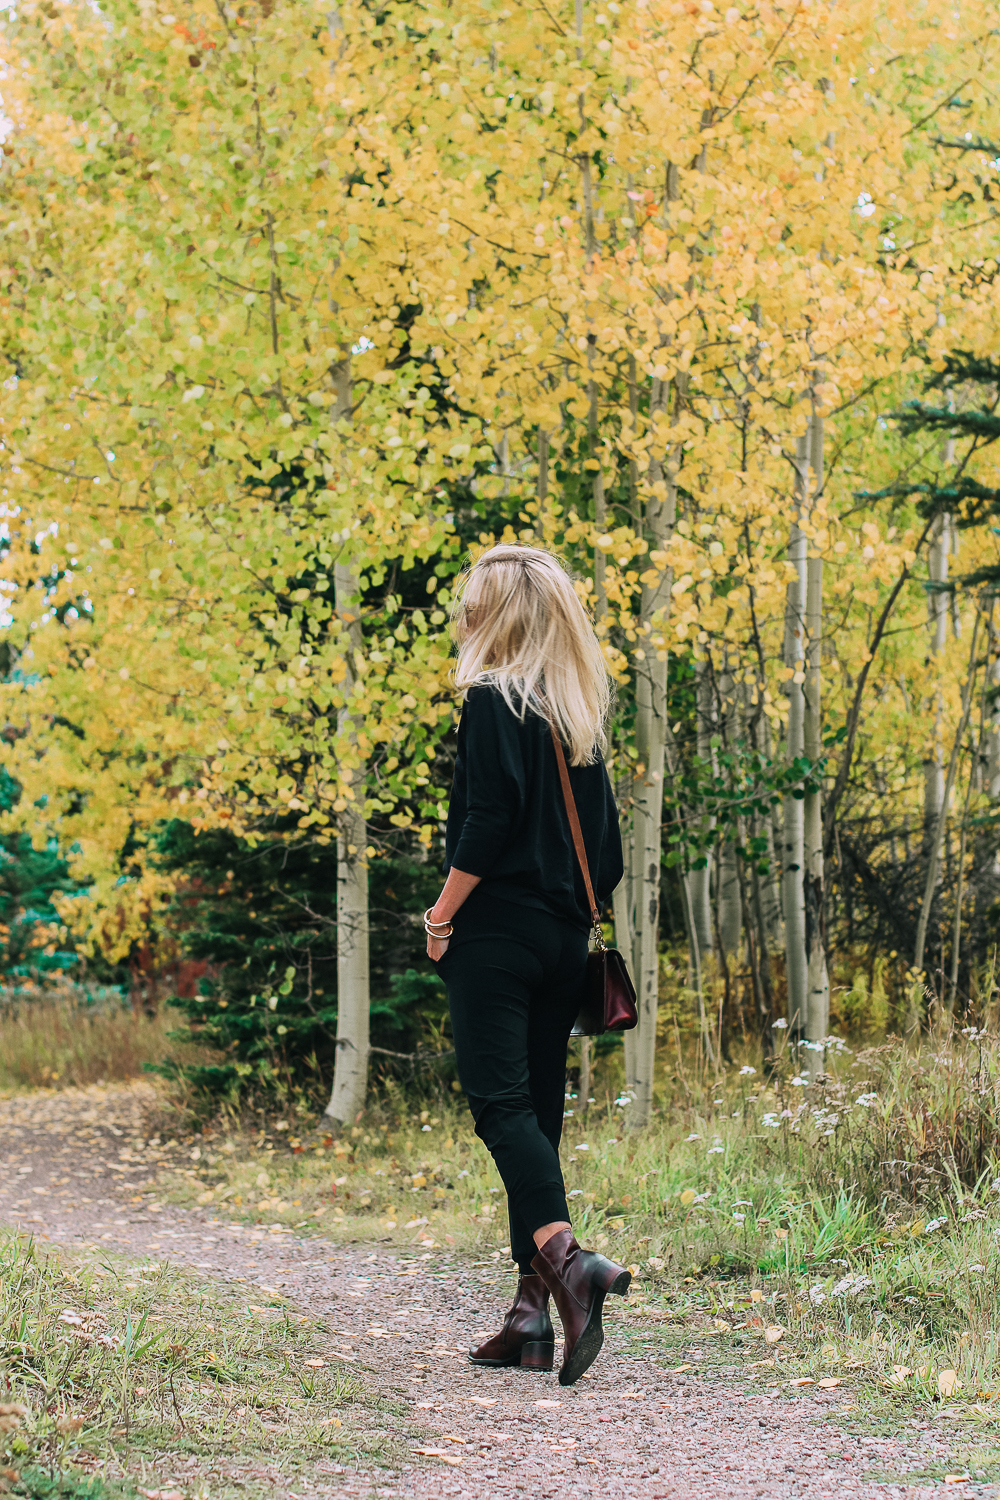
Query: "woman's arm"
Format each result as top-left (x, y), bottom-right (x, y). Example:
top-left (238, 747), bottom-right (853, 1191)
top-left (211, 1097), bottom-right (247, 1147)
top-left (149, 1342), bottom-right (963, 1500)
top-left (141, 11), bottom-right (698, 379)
top-left (426, 867), bottom-right (481, 962)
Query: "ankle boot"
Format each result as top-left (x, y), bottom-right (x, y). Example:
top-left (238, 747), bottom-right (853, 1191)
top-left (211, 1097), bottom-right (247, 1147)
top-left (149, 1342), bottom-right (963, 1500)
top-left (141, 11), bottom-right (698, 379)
top-left (467, 1272), bottom-right (555, 1370)
top-left (531, 1228), bottom-right (631, 1386)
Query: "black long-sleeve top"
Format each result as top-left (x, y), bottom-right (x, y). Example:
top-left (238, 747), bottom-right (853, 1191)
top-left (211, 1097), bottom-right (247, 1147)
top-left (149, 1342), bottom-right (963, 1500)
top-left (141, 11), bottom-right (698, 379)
top-left (445, 683), bottom-right (624, 931)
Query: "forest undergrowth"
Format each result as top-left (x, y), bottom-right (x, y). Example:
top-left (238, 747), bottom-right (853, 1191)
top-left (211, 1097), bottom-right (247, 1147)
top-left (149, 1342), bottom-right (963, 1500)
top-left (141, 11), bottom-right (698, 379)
top-left (8, 982), bottom-right (1000, 1416)
top-left (137, 1020), bottom-right (1000, 1409)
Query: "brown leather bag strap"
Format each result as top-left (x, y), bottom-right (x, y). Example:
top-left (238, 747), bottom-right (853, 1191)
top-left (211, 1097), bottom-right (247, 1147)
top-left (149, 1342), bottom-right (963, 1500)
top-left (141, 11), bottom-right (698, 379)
top-left (549, 722), bottom-right (602, 934)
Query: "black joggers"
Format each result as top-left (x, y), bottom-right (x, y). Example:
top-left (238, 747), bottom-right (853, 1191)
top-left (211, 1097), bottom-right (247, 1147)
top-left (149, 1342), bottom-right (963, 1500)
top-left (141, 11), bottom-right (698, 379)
top-left (435, 887), bottom-right (588, 1273)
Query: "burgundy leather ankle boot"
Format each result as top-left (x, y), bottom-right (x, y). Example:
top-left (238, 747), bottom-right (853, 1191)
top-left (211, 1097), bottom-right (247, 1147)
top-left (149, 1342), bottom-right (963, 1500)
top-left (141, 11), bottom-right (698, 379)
top-left (531, 1228), bottom-right (631, 1386)
top-left (467, 1272), bottom-right (555, 1370)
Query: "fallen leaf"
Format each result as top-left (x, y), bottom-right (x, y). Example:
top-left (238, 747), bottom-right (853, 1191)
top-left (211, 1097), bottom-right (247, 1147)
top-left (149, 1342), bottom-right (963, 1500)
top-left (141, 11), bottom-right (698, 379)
top-left (818, 1378), bottom-right (841, 1390)
top-left (679, 1189), bottom-right (697, 1205)
top-left (468, 1397), bottom-right (497, 1407)
top-left (820, 1344), bottom-right (838, 1360)
top-left (748, 1359), bottom-right (775, 1370)
top-left (750, 1289), bottom-right (764, 1303)
top-left (938, 1370), bottom-right (961, 1398)
top-left (412, 1449), bottom-right (462, 1467)
top-left (670, 1364), bottom-right (694, 1374)
top-left (789, 1378), bottom-right (814, 1387)
top-left (944, 1477), bottom-right (971, 1486)
top-left (535, 1400), bottom-right (561, 1408)
top-left (763, 1326), bottom-right (784, 1345)
top-left (303, 1360), bottom-right (327, 1369)
top-left (441, 1435), bottom-right (467, 1445)
top-left (889, 1366), bottom-right (913, 1386)
top-left (710, 1318), bottom-right (730, 1332)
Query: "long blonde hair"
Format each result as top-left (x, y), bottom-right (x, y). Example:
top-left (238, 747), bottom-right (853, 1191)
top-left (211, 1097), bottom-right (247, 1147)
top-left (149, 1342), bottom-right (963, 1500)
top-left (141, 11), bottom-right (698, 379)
top-left (452, 544), bottom-right (611, 766)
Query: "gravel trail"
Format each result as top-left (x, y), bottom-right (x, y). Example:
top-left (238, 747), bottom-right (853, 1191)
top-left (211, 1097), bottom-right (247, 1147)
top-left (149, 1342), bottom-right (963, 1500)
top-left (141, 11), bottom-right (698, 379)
top-left (0, 1084), bottom-right (989, 1500)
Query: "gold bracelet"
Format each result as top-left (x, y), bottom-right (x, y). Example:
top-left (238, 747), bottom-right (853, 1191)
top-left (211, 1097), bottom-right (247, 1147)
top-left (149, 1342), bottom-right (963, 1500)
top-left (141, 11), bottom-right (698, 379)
top-left (425, 922), bottom-right (453, 938)
top-left (424, 907), bottom-right (452, 933)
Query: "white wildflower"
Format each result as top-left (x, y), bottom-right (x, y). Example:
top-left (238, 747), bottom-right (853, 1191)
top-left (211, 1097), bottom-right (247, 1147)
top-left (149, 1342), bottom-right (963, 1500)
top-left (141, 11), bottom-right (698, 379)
top-left (739, 1065), bottom-right (756, 1076)
top-left (924, 1217), bottom-right (946, 1233)
top-left (968, 1263), bottom-right (987, 1274)
top-left (732, 1213), bottom-right (746, 1222)
top-left (855, 1092), bottom-right (878, 1107)
top-left (772, 1018), bottom-right (788, 1029)
top-left (809, 1285), bottom-right (826, 1305)
top-left (708, 1146), bottom-right (724, 1155)
top-left (686, 1133), bottom-right (701, 1142)
top-left (832, 1274), bottom-right (872, 1298)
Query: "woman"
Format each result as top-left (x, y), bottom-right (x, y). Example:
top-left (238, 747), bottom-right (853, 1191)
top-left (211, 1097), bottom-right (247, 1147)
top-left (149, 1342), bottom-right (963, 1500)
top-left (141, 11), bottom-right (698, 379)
top-left (424, 543), bottom-right (630, 1388)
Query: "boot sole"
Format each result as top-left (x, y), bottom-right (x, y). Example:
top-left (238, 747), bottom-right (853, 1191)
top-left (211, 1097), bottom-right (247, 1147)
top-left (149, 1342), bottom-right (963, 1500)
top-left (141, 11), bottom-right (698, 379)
top-left (468, 1340), bottom-right (555, 1371)
top-left (558, 1268), bottom-right (631, 1387)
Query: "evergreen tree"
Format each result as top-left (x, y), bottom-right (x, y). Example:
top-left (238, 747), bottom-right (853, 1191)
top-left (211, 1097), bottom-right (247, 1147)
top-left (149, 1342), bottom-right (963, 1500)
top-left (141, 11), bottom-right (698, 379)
top-left (151, 818), bottom-right (448, 1098)
top-left (870, 352), bottom-right (1000, 559)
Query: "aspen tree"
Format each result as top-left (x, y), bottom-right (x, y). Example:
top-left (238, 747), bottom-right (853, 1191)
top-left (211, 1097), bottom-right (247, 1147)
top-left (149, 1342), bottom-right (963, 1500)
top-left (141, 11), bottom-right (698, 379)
top-left (804, 412), bottom-right (828, 1075)
top-left (8, 0), bottom-right (1000, 1086)
top-left (782, 438), bottom-right (809, 1035)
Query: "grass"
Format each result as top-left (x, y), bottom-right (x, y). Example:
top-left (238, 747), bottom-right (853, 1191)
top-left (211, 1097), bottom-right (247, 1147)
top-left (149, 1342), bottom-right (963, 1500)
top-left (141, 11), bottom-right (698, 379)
top-left (150, 1023), bottom-right (1000, 1419)
top-left (0, 1233), bottom-right (407, 1500)
top-left (8, 982), bottom-right (1000, 1470)
top-left (0, 984), bottom-right (208, 1092)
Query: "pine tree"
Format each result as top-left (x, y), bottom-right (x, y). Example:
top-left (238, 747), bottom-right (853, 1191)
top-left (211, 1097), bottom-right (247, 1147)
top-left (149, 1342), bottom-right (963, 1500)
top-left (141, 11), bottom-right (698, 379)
top-left (150, 818), bottom-right (447, 1099)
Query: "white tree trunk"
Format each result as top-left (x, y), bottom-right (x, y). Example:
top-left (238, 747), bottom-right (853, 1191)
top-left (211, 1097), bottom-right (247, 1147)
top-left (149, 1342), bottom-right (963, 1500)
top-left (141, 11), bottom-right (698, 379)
top-left (613, 825), bottom-right (640, 1092)
top-left (690, 657), bottom-right (715, 957)
top-left (985, 619), bottom-right (1000, 808)
top-left (629, 378), bottom-right (675, 1128)
top-left (923, 513), bottom-right (949, 855)
top-left (326, 560), bottom-right (371, 1123)
top-left (717, 656), bottom-right (742, 956)
top-left (754, 707), bottom-right (784, 950)
top-left (803, 414), bottom-right (828, 1076)
top-left (326, 354), bottom-right (371, 1124)
top-left (782, 436), bottom-right (808, 1035)
top-left (915, 612), bottom-right (981, 974)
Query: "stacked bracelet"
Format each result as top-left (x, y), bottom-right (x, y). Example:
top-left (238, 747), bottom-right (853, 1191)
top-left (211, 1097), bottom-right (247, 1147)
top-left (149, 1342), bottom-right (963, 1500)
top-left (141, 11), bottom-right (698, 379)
top-left (423, 907), bottom-right (454, 938)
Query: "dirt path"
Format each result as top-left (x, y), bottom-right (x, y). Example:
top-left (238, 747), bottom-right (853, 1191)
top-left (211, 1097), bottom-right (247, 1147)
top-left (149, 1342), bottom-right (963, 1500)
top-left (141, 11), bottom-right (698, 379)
top-left (0, 1084), bottom-right (989, 1500)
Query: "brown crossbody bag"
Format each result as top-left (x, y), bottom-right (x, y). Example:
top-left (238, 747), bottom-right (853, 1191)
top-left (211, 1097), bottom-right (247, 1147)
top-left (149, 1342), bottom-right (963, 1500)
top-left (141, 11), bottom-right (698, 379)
top-left (548, 723), bottom-right (638, 1037)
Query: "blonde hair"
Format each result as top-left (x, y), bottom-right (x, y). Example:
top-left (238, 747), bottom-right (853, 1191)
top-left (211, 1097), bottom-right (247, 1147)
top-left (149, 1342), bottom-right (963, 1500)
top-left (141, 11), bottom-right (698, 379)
top-left (452, 544), bottom-right (611, 766)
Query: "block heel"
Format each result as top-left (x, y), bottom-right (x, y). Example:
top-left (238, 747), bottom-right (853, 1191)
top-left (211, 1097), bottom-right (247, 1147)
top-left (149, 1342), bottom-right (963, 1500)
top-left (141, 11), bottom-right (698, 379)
top-left (468, 1273), bottom-right (554, 1368)
top-left (592, 1257), bottom-right (632, 1297)
top-left (532, 1229), bottom-right (633, 1387)
top-left (519, 1340), bottom-right (555, 1371)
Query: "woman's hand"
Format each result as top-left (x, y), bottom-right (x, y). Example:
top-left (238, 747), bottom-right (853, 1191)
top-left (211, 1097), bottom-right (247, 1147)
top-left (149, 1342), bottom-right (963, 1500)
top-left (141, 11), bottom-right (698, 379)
top-left (424, 871), bottom-right (481, 964)
top-left (427, 932), bottom-right (451, 963)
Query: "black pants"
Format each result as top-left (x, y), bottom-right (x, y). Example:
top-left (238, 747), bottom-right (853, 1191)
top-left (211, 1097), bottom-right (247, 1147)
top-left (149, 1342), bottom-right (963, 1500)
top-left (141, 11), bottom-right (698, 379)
top-left (437, 889), bottom-right (588, 1273)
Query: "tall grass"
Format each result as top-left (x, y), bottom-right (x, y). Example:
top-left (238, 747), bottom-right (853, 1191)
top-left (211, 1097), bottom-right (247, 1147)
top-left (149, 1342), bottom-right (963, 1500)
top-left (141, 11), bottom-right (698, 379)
top-left (155, 1023), bottom-right (1000, 1395)
top-left (0, 982), bottom-right (178, 1090)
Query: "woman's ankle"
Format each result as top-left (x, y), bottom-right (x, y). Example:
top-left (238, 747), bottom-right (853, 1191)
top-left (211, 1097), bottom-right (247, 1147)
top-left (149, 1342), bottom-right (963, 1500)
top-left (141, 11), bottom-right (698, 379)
top-left (532, 1220), bottom-right (572, 1252)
